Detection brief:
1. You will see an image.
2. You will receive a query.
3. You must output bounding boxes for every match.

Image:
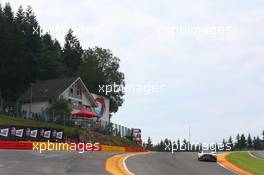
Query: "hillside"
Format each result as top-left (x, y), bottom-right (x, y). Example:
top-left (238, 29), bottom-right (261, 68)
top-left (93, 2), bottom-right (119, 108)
top-left (0, 115), bottom-right (140, 148)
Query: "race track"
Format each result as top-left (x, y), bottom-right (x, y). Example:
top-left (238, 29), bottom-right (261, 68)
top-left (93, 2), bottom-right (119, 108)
top-left (0, 151), bottom-right (237, 175)
top-left (126, 152), bottom-right (235, 175)
top-left (0, 150), bottom-right (116, 175)
top-left (250, 151), bottom-right (264, 159)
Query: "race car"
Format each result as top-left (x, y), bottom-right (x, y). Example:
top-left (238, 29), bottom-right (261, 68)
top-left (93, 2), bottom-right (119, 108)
top-left (197, 150), bottom-right (217, 162)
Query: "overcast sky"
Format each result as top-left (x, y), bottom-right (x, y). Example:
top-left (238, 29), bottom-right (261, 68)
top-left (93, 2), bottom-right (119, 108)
top-left (6, 0), bottom-right (264, 143)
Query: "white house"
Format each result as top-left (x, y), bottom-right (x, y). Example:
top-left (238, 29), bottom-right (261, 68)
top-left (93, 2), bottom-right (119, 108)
top-left (18, 77), bottom-right (110, 122)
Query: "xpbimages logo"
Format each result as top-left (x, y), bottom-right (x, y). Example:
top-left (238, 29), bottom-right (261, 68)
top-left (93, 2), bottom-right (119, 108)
top-left (98, 82), bottom-right (166, 95)
top-left (32, 141), bottom-right (100, 153)
top-left (164, 141), bottom-right (233, 153)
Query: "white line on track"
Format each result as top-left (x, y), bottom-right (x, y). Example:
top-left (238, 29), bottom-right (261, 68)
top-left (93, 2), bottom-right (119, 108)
top-left (123, 155), bottom-right (135, 175)
top-left (248, 151), bottom-right (264, 160)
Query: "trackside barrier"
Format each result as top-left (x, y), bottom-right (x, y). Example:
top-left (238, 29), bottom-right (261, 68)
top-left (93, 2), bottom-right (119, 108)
top-left (101, 145), bottom-right (125, 152)
top-left (0, 140), bottom-right (145, 152)
top-left (32, 142), bottom-right (101, 151)
top-left (0, 141), bottom-right (32, 150)
top-left (32, 142), bottom-right (71, 151)
top-left (125, 147), bottom-right (145, 152)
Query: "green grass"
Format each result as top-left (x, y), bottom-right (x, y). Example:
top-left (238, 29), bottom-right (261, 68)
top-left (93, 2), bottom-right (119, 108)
top-left (226, 152), bottom-right (264, 175)
top-left (0, 115), bottom-right (79, 138)
top-left (0, 115), bottom-right (140, 148)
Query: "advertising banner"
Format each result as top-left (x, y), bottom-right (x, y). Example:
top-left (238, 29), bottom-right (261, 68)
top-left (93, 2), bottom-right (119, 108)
top-left (0, 125), bottom-right (64, 141)
top-left (132, 128), bottom-right (142, 142)
top-left (91, 93), bottom-right (110, 122)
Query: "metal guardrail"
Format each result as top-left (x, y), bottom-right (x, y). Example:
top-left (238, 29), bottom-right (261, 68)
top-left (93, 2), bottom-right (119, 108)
top-left (69, 116), bottom-right (132, 137)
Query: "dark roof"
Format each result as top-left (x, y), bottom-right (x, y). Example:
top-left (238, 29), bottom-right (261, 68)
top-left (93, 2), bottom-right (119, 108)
top-left (18, 77), bottom-right (78, 102)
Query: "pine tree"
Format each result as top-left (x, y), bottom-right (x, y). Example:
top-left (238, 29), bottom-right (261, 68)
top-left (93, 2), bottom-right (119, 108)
top-left (247, 134), bottom-right (253, 149)
top-left (253, 136), bottom-right (262, 150)
top-left (262, 130), bottom-right (264, 149)
top-left (145, 137), bottom-right (153, 150)
top-left (0, 3), bottom-right (25, 102)
top-left (0, 3), bottom-right (4, 112)
top-left (177, 139), bottom-right (181, 152)
top-left (164, 138), bottom-right (171, 152)
top-left (0, 3), bottom-right (41, 111)
top-left (24, 5), bottom-right (41, 55)
top-left (36, 33), bottom-right (65, 79)
top-left (240, 134), bottom-right (247, 150)
top-left (228, 136), bottom-right (234, 151)
top-left (3, 3), bottom-right (13, 21)
top-left (62, 29), bottom-right (83, 75)
top-left (222, 139), bottom-right (227, 151)
top-left (16, 6), bottom-right (25, 29)
top-left (182, 139), bottom-right (188, 152)
top-left (235, 134), bottom-right (240, 150)
top-left (158, 140), bottom-right (166, 152)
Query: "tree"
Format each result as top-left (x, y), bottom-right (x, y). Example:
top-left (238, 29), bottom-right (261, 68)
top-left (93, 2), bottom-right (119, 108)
top-left (0, 3), bottom-right (126, 117)
top-left (36, 33), bottom-right (65, 80)
top-left (182, 139), bottom-right (188, 151)
top-left (240, 134), bottom-right (247, 150)
top-left (15, 6), bottom-right (24, 26)
top-left (47, 99), bottom-right (72, 124)
top-left (24, 6), bottom-right (41, 56)
top-left (156, 140), bottom-right (166, 152)
top-left (228, 136), bottom-right (234, 151)
top-left (235, 134), bottom-right (240, 150)
top-left (253, 136), bottom-right (262, 150)
top-left (0, 3), bottom-right (16, 106)
top-left (0, 3), bottom-right (37, 109)
top-left (222, 139), bottom-right (227, 151)
top-left (0, 3), bottom-right (5, 112)
top-left (80, 47), bottom-right (125, 113)
top-left (62, 29), bottom-right (83, 75)
top-left (145, 137), bottom-right (153, 150)
top-left (247, 134), bottom-right (253, 149)
top-left (164, 138), bottom-right (172, 152)
top-left (177, 139), bottom-right (181, 152)
top-left (262, 130), bottom-right (264, 148)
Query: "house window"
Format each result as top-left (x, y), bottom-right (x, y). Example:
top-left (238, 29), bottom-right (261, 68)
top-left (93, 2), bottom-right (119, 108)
top-left (69, 84), bottom-right (82, 99)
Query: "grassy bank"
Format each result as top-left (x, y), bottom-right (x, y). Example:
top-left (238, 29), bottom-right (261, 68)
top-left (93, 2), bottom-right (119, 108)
top-left (0, 115), bottom-right (140, 148)
top-left (226, 152), bottom-right (264, 175)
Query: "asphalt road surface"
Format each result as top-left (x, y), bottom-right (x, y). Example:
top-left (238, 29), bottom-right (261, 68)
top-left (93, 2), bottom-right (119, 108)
top-left (0, 150), bottom-right (116, 175)
top-left (250, 151), bottom-right (264, 159)
top-left (126, 152), bottom-right (235, 175)
top-left (0, 151), bottom-right (237, 175)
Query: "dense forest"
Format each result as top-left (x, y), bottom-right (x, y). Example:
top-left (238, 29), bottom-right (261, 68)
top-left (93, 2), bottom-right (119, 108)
top-left (0, 3), bottom-right (125, 114)
top-left (146, 130), bottom-right (264, 151)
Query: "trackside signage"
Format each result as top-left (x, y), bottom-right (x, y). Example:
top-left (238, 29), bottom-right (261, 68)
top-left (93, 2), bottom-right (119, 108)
top-left (0, 125), bottom-right (64, 141)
